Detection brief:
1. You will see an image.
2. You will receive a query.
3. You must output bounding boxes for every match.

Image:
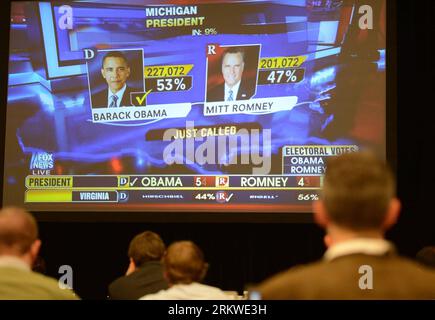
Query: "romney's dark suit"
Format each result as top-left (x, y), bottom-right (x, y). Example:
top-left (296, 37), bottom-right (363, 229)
top-left (206, 80), bottom-right (255, 102)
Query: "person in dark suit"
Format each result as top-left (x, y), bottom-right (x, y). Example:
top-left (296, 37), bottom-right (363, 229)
top-left (255, 151), bottom-right (435, 299)
top-left (108, 231), bottom-right (168, 300)
top-left (207, 47), bottom-right (255, 102)
top-left (92, 51), bottom-right (140, 108)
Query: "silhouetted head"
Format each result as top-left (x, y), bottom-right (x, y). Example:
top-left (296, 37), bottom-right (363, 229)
top-left (163, 241), bottom-right (209, 285)
top-left (314, 151), bottom-right (400, 233)
top-left (0, 207), bottom-right (41, 266)
top-left (128, 231), bottom-right (165, 267)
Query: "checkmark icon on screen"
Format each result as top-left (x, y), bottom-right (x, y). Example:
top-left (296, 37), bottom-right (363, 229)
top-left (130, 178), bottom-right (138, 186)
top-left (135, 90), bottom-right (152, 105)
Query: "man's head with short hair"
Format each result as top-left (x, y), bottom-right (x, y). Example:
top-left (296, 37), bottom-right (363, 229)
top-left (100, 51), bottom-right (131, 94)
top-left (163, 241), bottom-right (208, 285)
top-left (314, 151), bottom-right (400, 234)
top-left (221, 47), bottom-right (245, 88)
top-left (0, 207), bottom-right (41, 265)
top-left (128, 231), bottom-right (165, 268)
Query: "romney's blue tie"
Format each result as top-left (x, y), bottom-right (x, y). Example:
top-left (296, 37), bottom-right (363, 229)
top-left (227, 89), bottom-right (234, 101)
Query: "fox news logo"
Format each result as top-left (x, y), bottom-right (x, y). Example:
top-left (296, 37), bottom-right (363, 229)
top-left (30, 152), bottom-right (54, 175)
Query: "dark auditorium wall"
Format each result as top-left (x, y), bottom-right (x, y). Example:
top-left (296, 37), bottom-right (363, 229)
top-left (2, 1), bottom-right (435, 300)
top-left (387, 0), bottom-right (434, 257)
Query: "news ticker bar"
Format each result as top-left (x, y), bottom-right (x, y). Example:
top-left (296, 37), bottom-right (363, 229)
top-left (24, 189), bottom-right (320, 204)
top-left (25, 175), bottom-right (322, 190)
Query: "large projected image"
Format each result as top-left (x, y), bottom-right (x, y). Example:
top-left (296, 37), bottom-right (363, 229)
top-left (3, 0), bottom-right (386, 212)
